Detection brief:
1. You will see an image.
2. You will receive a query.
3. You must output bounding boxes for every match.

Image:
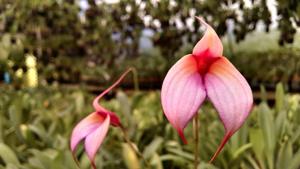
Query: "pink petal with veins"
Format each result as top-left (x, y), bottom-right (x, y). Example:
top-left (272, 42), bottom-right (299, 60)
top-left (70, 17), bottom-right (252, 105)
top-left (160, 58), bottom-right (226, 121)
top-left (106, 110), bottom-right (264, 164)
top-left (192, 17), bottom-right (223, 59)
top-left (70, 112), bottom-right (105, 152)
top-left (84, 115), bottom-right (110, 169)
top-left (204, 57), bottom-right (253, 162)
top-left (161, 54), bottom-right (206, 144)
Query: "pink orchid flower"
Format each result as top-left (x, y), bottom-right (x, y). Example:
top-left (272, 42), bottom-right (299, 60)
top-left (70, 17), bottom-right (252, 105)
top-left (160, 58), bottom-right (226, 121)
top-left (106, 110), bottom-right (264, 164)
top-left (70, 69), bottom-right (131, 169)
top-left (161, 17), bottom-right (253, 162)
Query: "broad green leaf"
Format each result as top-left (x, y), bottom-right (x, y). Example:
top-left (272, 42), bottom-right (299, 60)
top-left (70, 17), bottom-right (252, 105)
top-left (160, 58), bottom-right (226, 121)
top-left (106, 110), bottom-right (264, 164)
top-left (232, 143), bottom-right (252, 160)
top-left (245, 154), bottom-right (261, 169)
top-left (259, 85), bottom-right (267, 102)
top-left (0, 143), bottom-right (20, 165)
top-left (288, 148), bottom-right (300, 169)
top-left (275, 83), bottom-right (285, 113)
top-left (258, 103), bottom-right (275, 169)
top-left (122, 143), bottom-right (140, 169)
top-left (5, 163), bottom-right (19, 169)
top-left (276, 142), bottom-right (292, 169)
top-left (116, 91), bottom-right (132, 127)
top-left (143, 137), bottom-right (163, 159)
top-left (249, 128), bottom-right (265, 168)
top-left (160, 154), bottom-right (187, 164)
top-left (149, 153), bottom-right (163, 169)
top-left (73, 91), bottom-right (85, 113)
top-left (166, 148), bottom-right (194, 161)
top-left (28, 125), bottom-right (49, 145)
top-left (275, 109), bottom-right (286, 140)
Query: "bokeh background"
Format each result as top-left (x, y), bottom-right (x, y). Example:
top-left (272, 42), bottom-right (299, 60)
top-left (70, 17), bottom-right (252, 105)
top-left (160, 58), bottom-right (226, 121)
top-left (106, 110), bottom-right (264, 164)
top-left (0, 0), bottom-right (300, 169)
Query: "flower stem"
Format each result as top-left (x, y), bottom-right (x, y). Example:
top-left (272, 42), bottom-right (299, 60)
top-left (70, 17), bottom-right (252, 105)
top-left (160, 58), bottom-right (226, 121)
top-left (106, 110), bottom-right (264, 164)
top-left (130, 67), bottom-right (139, 91)
top-left (193, 113), bottom-right (199, 169)
top-left (120, 126), bottom-right (151, 169)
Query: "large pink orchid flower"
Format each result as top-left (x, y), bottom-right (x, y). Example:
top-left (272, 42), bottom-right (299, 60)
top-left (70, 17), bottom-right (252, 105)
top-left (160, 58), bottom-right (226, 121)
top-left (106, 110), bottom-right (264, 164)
top-left (70, 69), bottom-right (131, 169)
top-left (161, 17), bottom-right (253, 162)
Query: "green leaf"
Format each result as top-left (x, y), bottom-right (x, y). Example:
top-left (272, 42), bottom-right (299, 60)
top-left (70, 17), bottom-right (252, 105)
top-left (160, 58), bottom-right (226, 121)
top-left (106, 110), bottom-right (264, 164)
top-left (276, 142), bottom-right (292, 169)
top-left (275, 108), bottom-right (286, 140)
top-left (28, 149), bottom-right (63, 169)
top-left (275, 83), bottom-right (285, 113)
top-left (258, 103), bottom-right (275, 169)
top-left (160, 154), bottom-right (187, 164)
top-left (143, 137), bottom-right (163, 159)
top-left (0, 143), bottom-right (20, 165)
top-left (245, 154), bottom-right (261, 169)
top-left (288, 148), bottom-right (300, 169)
top-left (149, 153), bottom-right (163, 169)
top-left (249, 128), bottom-right (264, 160)
top-left (5, 163), bottom-right (19, 169)
top-left (259, 85), bottom-right (267, 102)
top-left (116, 91), bottom-right (133, 128)
top-left (166, 147), bottom-right (194, 161)
top-left (122, 143), bottom-right (140, 169)
top-left (232, 143), bottom-right (252, 159)
top-left (28, 124), bottom-right (49, 145)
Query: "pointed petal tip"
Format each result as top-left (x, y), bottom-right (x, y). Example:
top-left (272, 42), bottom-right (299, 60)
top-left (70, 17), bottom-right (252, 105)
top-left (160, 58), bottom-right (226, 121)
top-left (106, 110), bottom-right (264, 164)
top-left (209, 132), bottom-right (232, 163)
top-left (192, 16), bottom-right (223, 58)
top-left (195, 16), bottom-right (207, 27)
top-left (91, 161), bottom-right (97, 169)
top-left (71, 151), bottom-right (81, 168)
top-left (177, 128), bottom-right (188, 144)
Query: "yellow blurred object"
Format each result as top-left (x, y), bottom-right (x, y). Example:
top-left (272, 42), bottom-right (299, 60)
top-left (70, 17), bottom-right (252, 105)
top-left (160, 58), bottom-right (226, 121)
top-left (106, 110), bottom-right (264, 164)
top-left (25, 54), bottom-right (38, 87)
top-left (122, 143), bottom-right (140, 169)
top-left (15, 68), bottom-right (23, 78)
top-left (20, 124), bottom-right (30, 140)
top-left (25, 54), bottom-right (37, 67)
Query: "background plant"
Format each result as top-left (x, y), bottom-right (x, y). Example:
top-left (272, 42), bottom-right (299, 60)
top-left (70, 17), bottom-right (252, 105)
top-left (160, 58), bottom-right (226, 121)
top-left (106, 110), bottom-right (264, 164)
top-left (0, 83), bottom-right (299, 169)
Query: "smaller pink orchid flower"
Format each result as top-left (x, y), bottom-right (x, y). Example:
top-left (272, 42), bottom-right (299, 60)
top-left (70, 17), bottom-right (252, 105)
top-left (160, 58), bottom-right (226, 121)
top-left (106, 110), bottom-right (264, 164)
top-left (161, 17), bottom-right (253, 162)
top-left (70, 69), bottom-right (131, 169)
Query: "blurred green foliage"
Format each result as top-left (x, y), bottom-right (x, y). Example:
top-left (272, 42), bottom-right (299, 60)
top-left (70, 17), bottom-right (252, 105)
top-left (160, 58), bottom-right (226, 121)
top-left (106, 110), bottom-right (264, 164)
top-left (232, 48), bottom-right (300, 85)
top-left (0, 83), bottom-right (299, 168)
top-left (0, 0), bottom-right (299, 65)
top-left (0, 0), bottom-right (299, 88)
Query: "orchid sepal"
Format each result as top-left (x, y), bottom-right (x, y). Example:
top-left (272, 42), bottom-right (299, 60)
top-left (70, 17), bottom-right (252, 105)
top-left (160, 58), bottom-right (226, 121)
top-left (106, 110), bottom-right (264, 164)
top-left (160, 17), bottom-right (253, 162)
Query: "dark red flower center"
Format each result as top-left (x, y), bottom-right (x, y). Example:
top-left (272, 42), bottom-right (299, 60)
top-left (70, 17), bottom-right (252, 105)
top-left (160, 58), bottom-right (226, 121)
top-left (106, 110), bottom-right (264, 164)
top-left (193, 49), bottom-right (219, 75)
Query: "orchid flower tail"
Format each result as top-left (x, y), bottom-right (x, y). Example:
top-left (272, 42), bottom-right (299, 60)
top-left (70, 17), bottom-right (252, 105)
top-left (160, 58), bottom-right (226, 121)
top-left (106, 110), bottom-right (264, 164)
top-left (92, 68), bottom-right (133, 126)
top-left (209, 132), bottom-right (232, 163)
top-left (161, 54), bottom-right (206, 144)
top-left (177, 128), bottom-right (188, 144)
top-left (205, 57), bottom-right (253, 162)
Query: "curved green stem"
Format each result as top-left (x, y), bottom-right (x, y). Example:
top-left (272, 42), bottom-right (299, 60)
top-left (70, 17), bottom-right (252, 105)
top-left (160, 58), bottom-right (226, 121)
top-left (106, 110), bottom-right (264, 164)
top-left (193, 113), bottom-right (199, 169)
top-left (130, 67), bottom-right (139, 91)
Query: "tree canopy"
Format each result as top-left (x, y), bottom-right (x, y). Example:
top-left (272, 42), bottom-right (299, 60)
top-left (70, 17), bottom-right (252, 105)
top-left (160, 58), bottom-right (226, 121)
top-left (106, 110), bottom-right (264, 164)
top-left (0, 0), bottom-right (299, 65)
